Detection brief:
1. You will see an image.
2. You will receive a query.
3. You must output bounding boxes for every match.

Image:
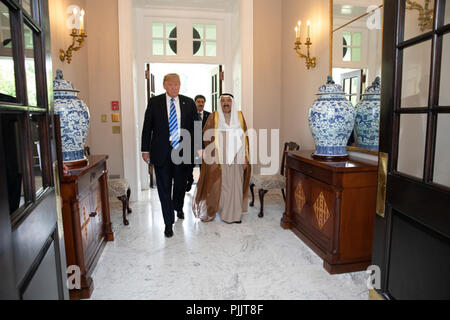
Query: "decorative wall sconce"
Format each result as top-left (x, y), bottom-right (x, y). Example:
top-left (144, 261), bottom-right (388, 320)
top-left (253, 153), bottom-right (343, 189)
top-left (406, 0), bottom-right (434, 32)
top-left (294, 20), bottom-right (316, 70)
top-left (60, 8), bottom-right (87, 64)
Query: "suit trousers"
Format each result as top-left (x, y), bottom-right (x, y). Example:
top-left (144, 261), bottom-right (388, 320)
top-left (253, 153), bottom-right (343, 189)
top-left (154, 158), bottom-right (188, 226)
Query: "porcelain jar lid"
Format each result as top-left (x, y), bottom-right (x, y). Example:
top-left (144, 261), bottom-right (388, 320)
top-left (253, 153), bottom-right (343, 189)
top-left (53, 69), bottom-right (79, 93)
top-left (362, 76), bottom-right (381, 96)
top-left (316, 76), bottom-right (346, 95)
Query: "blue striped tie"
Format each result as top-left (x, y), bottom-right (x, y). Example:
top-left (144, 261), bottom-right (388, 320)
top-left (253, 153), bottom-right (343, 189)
top-left (169, 98), bottom-right (180, 149)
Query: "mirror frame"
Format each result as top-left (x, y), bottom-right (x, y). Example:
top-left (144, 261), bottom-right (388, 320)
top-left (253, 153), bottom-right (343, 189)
top-left (329, 0), bottom-right (384, 156)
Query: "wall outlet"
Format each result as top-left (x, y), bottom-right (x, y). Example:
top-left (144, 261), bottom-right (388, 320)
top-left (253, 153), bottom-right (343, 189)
top-left (101, 114), bottom-right (107, 123)
top-left (112, 126), bottom-right (121, 134)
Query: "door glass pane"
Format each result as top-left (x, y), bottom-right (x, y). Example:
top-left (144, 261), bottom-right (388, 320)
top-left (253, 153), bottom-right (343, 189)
top-left (445, 0), bottom-right (450, 25)
top-left (351, 77), bottom-right (358, 105)
top-left (439, 33), bottom-right (450, 106)
top-left (1, 114), bottom-right (26, 214)
top-left (433, 114), bottom-right (450, 188)
top-left (24, 24), bottom-right (37, 106)
top-left (403, 0), bottom-right (434, 41)
top-left (397, 114), bottom-right (427, 179)
top-left (401, 40), bottom-right (431, 108)
top-left (205, 41), bottom-right (216, 57)
top-left (0, 2), bottom-right (16, 102)
top-left (31, 115), bottom-right (44, 195)
top-left (205, 24), bottom-right (216, 40)
top-left (152, 22), bottom-right (163, 38)
top-left (344, 78), bottom-right (351, 95)
top-left (22, 0), bottom-right (32, 16)
top-left (152, 39), bottom-right (163, 55)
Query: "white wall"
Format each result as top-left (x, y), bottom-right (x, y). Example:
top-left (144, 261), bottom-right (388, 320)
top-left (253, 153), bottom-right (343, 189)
top-left (281, 0), bottom-right (331, 152)
top-left (49, 0), bottom-right (125, 179)
top-left (86, 0), bottom-right (124, 179)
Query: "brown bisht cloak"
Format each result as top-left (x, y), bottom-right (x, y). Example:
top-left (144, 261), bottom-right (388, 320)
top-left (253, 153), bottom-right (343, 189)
top-left (193, 111), bottom-right (251, 221)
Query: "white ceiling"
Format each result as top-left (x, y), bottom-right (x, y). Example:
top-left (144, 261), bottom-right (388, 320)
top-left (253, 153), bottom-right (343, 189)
top-left (133, 0), bottom-right (238, 11)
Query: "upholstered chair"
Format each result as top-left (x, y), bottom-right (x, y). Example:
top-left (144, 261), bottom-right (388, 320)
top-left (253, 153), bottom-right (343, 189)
top-left (250, 142), bottom-right (300, 217)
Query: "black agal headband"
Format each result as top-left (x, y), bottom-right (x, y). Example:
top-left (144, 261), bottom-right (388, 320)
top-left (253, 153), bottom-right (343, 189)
top-left (220, 93), bottom-right (234, 99)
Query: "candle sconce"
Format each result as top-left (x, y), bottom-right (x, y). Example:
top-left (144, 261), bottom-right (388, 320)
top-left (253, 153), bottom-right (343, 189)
top-left (405, 0), bottom-right (433, 32)
top-left (60, 8), bottom-right (87, 64)
top-left (294, 20), bottom-right (316, 70)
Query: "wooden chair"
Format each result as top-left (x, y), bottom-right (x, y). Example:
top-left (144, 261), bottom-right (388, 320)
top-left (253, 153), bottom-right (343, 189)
top-left (108, 179), bottom-right (132, 225)
top-left (249, 142), bottom-right (300, 218)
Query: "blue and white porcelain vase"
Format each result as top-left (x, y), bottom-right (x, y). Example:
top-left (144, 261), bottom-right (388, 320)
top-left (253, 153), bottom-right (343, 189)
top-left (354, 76), bottom-right (380, 151)
top-left (53, 69), bottom-right (90, 164)
top-left (308, 76), bottom-right (356, 159)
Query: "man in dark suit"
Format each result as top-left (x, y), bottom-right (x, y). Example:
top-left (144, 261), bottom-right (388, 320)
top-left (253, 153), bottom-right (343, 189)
top-left (141, 74), bottom-right (199, 238)
top-left (186, 95), bottom-right (211, 192)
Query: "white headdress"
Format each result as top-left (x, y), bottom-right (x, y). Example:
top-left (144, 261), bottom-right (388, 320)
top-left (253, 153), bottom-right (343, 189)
top-left (217, 94), bottom-right (245, 165)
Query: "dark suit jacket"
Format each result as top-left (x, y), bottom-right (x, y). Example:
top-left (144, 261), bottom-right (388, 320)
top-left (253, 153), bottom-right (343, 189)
top-left (196, 110), bottom-right (211, 150)
top-left (141, 93), bottom-right (199, 166)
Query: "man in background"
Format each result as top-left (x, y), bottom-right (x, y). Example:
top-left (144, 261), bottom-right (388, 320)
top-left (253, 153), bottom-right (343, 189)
top-left (186, 95), bottom-right (211, 192)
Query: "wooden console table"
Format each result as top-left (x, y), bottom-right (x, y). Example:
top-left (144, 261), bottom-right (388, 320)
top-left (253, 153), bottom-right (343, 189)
top-left (282, 150), bottom-right (378, 274)
top-left (61, 155), bottom-right (114, 299)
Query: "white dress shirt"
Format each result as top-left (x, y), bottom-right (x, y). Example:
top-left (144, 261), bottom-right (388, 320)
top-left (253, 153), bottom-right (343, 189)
top-left (166, 94), bottom-right (181, 141)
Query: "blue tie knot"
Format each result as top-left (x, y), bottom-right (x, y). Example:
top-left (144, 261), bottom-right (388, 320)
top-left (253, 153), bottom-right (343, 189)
top-left (171, 98), bottom-right (175, 103)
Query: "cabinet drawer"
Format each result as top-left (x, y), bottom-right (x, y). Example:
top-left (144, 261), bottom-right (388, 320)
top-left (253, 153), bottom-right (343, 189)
top-left (287, 157), bottom-right (333, 185)
top-left (77, 164), bottom-right (105, 196)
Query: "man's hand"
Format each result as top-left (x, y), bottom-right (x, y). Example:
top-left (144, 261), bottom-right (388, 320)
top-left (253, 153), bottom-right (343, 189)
top-left (142, 152), bottom-right (150, 164)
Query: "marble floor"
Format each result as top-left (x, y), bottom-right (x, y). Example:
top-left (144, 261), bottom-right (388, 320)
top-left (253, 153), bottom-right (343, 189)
top-left (89, 182), bottom-right (370, 300)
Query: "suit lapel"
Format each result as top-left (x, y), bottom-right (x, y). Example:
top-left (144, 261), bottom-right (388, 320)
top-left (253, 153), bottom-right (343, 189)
top-left (161, 94), bottom-right (169, 134)
top-left (179, 95), bottom-right (186, 129)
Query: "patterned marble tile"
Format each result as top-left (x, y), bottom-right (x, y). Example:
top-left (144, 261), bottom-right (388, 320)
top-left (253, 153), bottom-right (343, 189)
top-left (89, 189), bottom-right (369, 300)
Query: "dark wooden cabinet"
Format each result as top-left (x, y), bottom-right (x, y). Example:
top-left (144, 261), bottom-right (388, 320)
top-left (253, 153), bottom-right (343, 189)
top-left (282, 150), bottom-right (378, 274)
top-left (61, 155), bottom-right (114, 299)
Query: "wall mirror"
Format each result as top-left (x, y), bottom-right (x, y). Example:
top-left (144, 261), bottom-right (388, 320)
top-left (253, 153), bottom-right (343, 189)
top-left (330, 0), bottom-right (384, 154)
